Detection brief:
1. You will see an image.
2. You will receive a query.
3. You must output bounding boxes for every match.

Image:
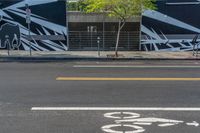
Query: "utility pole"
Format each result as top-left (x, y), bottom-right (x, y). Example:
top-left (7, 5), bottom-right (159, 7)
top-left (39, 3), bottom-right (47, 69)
top-left (25, 4), bottom-right (32, 56)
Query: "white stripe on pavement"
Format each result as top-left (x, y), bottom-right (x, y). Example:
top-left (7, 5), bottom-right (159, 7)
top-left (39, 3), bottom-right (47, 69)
top-left (73, 65), bottom-right (200, 68)
top-left (31, 107), bottom-right (200, 111)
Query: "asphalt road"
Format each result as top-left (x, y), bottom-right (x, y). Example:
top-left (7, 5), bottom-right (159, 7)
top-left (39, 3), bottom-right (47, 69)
top-left (1, 60), bottom-right (200, 133)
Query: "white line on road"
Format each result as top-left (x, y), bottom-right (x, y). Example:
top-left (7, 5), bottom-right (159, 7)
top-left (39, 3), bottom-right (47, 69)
top-left (73, 65), bottom-right (200, 68)
top-left (31, 107), bottom-right (200, 111)
top-left (186, 121), bottom-right (199, 127)
top-left (158, 123), bottom-right (178, 127)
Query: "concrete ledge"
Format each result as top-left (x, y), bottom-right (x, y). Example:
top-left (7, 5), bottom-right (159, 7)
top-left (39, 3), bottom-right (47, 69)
top-left (68, 11), bottom-right (141, 22)
top-left (0, 51), bottom-right (199, 62)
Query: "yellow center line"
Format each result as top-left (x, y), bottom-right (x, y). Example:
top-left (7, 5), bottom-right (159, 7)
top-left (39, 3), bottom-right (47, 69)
top-left (56, 77), bottom-right (200, 81)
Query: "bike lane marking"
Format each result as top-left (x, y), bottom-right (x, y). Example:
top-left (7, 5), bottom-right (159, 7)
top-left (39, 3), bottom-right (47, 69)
top-left (31, 108), bottom-right (200, 133)
top-left (102, 111), bottom-right (200, 133)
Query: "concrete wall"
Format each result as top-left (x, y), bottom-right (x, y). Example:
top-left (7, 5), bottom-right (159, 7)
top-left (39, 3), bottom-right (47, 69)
top-left (68, 11), bottom-right (141, 23)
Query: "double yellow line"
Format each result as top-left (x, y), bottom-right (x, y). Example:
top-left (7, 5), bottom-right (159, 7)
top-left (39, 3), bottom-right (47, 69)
top-left (56, 77), bottom-right (200, 81)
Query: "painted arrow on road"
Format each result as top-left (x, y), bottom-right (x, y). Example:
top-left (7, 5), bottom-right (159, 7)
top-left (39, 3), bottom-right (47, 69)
top-left (186, 121), bottom-right (199, 127)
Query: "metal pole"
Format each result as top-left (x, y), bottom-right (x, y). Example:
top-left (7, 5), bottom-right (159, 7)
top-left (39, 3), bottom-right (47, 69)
top-left (139, 12), bottom-right (143, 51)
top-left (66, 0), bottom-right (70, 50)
top-left (91, 30), bottom-right (93, 48)
top-left (26, 4), bottom-right (32, 56)
top-left (150, 43), bottom-right (152, 51)
top-left (7, 43), bottom-right (10, 56)
top-left (97, 36), bottom-right (100, 57)
top-left (79, 32), bottom-right (81, 49)
top-left (193, 44), bottom-right (195, 56)
top-left (28, 22), bottom-right (31, 56)
top-left (6, 36), bottom-right (10, 56)
top-left (128, 32), bottom-right (130, 50)
top-left (103, 15), bottom-right (105, 50)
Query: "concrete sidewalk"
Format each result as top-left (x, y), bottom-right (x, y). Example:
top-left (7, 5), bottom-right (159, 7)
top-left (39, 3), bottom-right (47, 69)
top-left (0, 50), bottom-right (199, 61)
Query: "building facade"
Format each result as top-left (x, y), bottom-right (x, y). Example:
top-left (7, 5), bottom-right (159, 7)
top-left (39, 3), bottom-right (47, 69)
top-left (142, 0), bottom-right (200, 51)
top-left (0, 0), bottom-right (199, 52)
top-left (0, 0), bottom-right (67, 51)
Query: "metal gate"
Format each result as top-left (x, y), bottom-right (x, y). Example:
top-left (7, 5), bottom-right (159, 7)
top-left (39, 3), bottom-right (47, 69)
top-left (68, 31), bottom-right (140, 51)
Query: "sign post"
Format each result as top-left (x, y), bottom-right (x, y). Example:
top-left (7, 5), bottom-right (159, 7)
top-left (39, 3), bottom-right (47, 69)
top-left (25, 4), bottom-right (32, 56)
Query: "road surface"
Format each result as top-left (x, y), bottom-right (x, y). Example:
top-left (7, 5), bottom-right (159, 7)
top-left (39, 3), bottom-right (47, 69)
top-left (1, 60), bottom-right (200, 133)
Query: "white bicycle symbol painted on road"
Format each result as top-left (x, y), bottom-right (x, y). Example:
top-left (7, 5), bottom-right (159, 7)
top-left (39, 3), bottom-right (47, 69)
top-left (101, 112), bottom-right (199, 133)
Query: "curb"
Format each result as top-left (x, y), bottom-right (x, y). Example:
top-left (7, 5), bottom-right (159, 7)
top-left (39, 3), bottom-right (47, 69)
top-left (0, 56), bottom-right (200, 62)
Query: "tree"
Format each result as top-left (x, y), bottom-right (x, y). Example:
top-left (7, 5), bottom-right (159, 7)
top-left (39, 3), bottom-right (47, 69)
top-left (83, 0), bottom-right (156, 57)
top-left (67, 0), bottom-right (87, 11)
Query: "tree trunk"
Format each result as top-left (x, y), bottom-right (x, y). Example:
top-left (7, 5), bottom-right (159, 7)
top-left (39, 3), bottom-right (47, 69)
top-left (115, 21), bottom-right (121, 57)
top-left (115, 20), bottom-right (125, 57)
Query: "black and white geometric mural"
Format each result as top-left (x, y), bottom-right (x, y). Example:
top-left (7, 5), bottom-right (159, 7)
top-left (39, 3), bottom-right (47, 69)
top-left (0, 0), bottom-right (67, 51)
top-left (142, 0), bottom-right (200, 51)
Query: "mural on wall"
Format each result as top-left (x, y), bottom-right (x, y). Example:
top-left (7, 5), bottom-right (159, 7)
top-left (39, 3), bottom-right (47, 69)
top-left (142, 0), bottom-right (200, 51)
top-left (0, 0), bottom-right (67, 51)
top-left (0, 23), bottom-right (21, 49)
